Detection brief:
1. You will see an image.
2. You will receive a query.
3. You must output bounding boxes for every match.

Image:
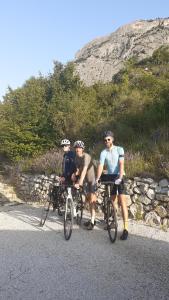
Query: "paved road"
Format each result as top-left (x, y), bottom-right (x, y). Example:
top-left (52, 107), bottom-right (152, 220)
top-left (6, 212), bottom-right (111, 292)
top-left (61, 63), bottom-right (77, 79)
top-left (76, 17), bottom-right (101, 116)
top-left (0, 204), bottom-right (169, 300)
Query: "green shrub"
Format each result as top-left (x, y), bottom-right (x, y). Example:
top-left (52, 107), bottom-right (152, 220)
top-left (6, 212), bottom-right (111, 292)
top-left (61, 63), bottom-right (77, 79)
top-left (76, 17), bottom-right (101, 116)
top-left (0, 46), bottom-right (169, 179)
top-left (15, 149), bottom-right (63, 175)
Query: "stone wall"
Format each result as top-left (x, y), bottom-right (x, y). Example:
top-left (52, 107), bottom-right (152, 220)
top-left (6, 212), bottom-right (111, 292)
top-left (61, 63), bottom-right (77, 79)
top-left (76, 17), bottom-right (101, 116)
top-left (125, 177), bottom-right (169, 228)
top-left (15, 174), bottom-right (59, 202)
top-left (15, 174), bottom-right (169, 228)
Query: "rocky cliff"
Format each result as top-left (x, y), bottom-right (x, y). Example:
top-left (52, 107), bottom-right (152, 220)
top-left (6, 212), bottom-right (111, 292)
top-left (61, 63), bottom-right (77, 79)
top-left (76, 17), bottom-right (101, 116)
top-left (74, 18), bottom-right (169, 85)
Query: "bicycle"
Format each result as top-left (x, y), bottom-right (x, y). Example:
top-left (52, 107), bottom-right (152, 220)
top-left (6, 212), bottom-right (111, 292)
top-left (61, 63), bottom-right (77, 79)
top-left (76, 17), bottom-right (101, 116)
top-left (64, 185), bottom-right (84, 240)
top-left (72, 187), bottom-right (84, 225)
top-left (99, 181), bottom-right (118, 243)
top-left (39, 182), bottom-right (65, 227)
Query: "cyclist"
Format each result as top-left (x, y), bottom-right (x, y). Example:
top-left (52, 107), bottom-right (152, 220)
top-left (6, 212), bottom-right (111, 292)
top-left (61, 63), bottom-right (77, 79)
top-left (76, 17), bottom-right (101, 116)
top-left (60, 139), bottom-right (76, 184)
top-left (96, 131), bottom-right (128, 240)
top-left (72, 140), bottom-right (97, 230)
top-left (52, 139), bottom-right (76, 211)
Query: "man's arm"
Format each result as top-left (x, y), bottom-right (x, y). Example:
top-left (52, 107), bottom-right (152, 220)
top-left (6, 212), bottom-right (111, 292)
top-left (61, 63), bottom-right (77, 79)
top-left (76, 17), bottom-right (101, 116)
top-left (118, 147), bottom-right (125, 180)
top-left (78, 166), bottom-right (88, 186)
top-left (119, 159), bottom-right (124, 179)
top-left (96, 163), bottom-right (104, 181)
top-left (96, 150), bottom-right (105, 181)
top-left (71, 168), bottom-right (79, 182)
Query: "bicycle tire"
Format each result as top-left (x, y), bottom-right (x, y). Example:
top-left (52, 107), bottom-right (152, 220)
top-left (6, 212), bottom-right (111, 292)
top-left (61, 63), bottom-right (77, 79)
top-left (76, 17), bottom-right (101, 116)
top-left (39, 200), bottom-right (52, 227)
top-left (107, 200), bottom-right (118, 243)
top-left (64, 197), bottom-right (73, 240)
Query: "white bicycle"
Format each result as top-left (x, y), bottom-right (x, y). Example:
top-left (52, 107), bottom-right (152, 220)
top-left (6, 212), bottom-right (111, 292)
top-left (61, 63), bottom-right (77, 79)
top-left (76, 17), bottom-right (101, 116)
top-left (64, 185), bottom-right (84, 240)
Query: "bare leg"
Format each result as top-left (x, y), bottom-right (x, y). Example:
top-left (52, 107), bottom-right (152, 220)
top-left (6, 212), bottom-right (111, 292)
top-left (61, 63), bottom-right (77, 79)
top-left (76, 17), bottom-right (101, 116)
top-left (89, 193), bottom-right (96, 224)
top-left (118, 194), bottom-right (128, 231)
top-left (86, 193), bottom-right (97, 230)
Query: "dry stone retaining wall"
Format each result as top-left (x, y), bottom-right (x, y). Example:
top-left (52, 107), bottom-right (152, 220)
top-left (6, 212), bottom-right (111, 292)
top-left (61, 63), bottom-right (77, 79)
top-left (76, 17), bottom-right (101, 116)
top-left (125, 177), bottom-right (169, 228)
top-left (15, 174), bottom-right (169, 228)
top-left (15, 174), bottom-right (59, 202)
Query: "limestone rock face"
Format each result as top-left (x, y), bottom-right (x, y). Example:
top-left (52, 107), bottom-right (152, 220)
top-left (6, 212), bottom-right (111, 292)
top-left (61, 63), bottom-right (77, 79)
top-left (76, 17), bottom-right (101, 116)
top-left (74, 18), bottom-right (169, 85)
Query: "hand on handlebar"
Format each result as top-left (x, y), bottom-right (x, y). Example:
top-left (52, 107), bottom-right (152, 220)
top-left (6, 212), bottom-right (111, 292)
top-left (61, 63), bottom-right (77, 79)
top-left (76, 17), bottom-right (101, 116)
top-left (95, 178), bottom-right (100, 184)
top-left (115, 178), bottom-right (122, 185)
top-left (74, 183), bottom-right (80, 189)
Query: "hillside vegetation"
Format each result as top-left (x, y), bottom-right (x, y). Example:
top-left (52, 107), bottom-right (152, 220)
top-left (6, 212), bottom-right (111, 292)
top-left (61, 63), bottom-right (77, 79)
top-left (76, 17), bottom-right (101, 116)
top-left (0, 46), bottom-right (169, 178)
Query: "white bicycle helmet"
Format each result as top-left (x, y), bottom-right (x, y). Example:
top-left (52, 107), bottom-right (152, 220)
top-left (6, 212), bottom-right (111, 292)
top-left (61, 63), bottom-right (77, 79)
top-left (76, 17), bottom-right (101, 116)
top-left (73, 140), bottom-right (85, 149)
top-left (61, 139), bottom-right (70, 146)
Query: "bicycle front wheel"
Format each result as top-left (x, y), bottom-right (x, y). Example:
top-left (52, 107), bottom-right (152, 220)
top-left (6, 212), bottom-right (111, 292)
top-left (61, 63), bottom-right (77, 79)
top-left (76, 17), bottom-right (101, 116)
top-left (64, 197), bottom-right (73, 240)
top-left (107, 200), bottom-right (118, 243)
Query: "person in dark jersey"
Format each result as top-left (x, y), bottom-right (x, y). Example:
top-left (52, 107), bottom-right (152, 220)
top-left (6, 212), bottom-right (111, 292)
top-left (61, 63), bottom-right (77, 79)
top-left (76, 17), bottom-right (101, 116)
top-left (60, 139), bottom-right (76, 184)
top-left (52, 139), bottom-right (76, 212)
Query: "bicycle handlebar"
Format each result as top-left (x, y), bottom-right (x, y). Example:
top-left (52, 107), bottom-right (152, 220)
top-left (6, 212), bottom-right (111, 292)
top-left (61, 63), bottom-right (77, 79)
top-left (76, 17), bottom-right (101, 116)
top-left (98, 181), bottom-right (115, 185)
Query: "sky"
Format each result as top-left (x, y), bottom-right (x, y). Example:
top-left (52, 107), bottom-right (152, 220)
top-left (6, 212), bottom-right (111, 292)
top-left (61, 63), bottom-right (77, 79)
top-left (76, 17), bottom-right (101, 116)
top-left (0, 0), bottom-right (169, 100)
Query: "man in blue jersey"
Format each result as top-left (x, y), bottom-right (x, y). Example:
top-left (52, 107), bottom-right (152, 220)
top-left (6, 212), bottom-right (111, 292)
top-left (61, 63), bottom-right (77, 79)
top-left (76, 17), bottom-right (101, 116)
top-left (96, 131), bottom-right (128, 240)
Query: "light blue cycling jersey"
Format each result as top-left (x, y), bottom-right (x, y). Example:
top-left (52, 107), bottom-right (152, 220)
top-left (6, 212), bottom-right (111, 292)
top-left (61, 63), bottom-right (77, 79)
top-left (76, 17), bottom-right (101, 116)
top-left (99, 145), bottom-right (124, 175)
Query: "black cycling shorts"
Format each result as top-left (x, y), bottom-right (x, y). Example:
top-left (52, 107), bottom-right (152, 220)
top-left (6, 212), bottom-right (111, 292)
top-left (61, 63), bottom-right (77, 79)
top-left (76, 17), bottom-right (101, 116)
top-left (100, 174), bottom-right (126, 195)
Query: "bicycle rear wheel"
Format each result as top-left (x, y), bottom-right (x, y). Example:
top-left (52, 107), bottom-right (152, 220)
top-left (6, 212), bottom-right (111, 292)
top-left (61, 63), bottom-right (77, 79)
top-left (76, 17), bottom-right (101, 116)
top-left (39, 200), bottom-right (52, 227)
top-left (107, 200), bottom-right (118, 243)
top-left (64, 197), bottom-right (73, 240)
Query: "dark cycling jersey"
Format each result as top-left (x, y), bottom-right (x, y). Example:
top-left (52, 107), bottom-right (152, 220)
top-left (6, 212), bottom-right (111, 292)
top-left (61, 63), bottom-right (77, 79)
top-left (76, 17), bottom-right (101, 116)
top-left (62, 151), bottom-right (76, 181)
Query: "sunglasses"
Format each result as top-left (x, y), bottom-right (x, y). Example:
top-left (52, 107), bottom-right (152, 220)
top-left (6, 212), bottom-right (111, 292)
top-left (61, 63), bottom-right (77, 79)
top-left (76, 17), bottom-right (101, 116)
top-left (104, 138), bottom-right (111, 142)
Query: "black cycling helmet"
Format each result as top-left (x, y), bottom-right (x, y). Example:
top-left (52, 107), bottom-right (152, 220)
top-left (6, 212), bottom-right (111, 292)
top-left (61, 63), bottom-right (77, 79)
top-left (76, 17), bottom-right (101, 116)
top-left (103, 130), bottom-right (114, 138)
top-left (73, 140), bottom-right (85, 149)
